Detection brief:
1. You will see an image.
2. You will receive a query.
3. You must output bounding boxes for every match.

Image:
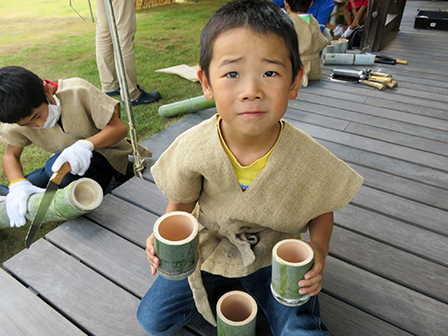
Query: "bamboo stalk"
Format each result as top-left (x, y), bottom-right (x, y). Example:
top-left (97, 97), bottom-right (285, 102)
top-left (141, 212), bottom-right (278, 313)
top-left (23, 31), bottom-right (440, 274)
top-left (158, 96), bottom-right (215, 118)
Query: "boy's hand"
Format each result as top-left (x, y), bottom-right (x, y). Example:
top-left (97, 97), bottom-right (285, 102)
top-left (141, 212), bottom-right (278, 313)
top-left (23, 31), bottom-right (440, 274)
top-left (6, 180), bottom-right (45, 227)
top-left (52, 140), bottom-right (94, 176)
top-left (298, 241), bottom-right (327, 297)
top-left (146, 233), bottom-right (160, 275)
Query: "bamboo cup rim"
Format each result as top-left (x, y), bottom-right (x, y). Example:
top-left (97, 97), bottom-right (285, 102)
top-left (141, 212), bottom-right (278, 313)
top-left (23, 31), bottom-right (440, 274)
top-left (153, 211), bottom-right (199, 245)
top-left (217, 290), bottom-right (258, 326)
top-left (272, 239), bottom-right (314, 266)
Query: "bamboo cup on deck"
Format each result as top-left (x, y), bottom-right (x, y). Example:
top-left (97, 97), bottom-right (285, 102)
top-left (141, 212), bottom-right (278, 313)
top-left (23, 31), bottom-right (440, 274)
top-left (217, 290), bottom-right (258, 336)
top-left (271, 239), bottom-right (314, 306)
top-left (153, 211), bottom-right (199, 280)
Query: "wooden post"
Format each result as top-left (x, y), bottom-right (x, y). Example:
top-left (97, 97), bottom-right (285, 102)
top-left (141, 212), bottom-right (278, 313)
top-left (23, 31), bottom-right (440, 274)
top-left (362, 0), bottom-right (407, 52)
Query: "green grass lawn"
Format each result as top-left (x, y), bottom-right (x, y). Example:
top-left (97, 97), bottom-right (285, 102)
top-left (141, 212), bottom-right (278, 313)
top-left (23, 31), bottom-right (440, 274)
top-left (0, 0), bottom-right (227, 264)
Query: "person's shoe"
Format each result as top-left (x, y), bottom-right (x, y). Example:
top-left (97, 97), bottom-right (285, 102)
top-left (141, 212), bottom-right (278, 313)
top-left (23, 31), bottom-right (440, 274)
top-left (104, 88), bottom-right (121, 97)
top-left (131, 89), bottom-right (161, 106)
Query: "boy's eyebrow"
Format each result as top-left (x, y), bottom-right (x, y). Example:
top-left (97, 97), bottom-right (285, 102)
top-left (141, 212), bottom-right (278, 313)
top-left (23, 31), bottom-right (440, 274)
top-left (218, 57), bottom-right (287, 68)
top-left (18, 112), bottom-right (39, 126)
top-left (263, 58), bottom-right (287, 68)
top-left (218, 57), bottom-right (242, 67)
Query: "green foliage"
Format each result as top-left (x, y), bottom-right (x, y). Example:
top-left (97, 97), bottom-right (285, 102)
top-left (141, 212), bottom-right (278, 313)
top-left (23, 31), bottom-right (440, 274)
top-left (0, 0), bottom-right (227, 264)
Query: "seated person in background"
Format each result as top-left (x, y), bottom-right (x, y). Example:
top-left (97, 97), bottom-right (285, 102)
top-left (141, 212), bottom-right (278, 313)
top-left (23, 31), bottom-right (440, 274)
top-left (271, 0), bottom-right (286, 11)
top-left (306, 0), bottom-right (334, 43)
top-left (0, 66), bottom-right (151, 228)
top-left (285, 0), bottom-right (329, 87)
top-left (342, 0), bottom-right (368, 38)
top-left (326, 0), bottom-right (348, 38)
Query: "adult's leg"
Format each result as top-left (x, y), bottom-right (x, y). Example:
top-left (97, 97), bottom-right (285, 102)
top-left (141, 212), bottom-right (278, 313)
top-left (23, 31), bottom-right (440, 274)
top-left (112, 0), bottom-right (139, 99)
top-left (95, 0), bottom-right (118, 93)
top-left (240, 266), bottom-right (329, 336)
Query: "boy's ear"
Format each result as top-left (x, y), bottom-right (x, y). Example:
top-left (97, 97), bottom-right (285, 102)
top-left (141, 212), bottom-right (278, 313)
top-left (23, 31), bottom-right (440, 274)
top-left (288, 69), bottom-right (304, 100)
top-left (197, 69), bottom-right (214, 101)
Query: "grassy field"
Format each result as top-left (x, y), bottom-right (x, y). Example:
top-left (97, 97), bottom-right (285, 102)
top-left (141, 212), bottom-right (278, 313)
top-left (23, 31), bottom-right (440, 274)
top-left (0, 0), bottom-right (226, 264)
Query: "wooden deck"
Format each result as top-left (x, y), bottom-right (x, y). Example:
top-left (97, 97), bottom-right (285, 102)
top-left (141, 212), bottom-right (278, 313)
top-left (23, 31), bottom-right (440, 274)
top-left (1, 1), bottom-right (447, 335)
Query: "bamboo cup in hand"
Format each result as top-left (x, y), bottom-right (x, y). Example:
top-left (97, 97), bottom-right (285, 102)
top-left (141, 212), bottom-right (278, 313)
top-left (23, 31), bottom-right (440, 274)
top-left (153, 211), bottom-right (199, 280)
top-left (271, 239), bottom-right (314, 306)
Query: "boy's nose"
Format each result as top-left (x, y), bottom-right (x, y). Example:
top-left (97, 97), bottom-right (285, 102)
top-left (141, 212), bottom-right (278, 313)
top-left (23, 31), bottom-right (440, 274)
top-left (33, 118), bottom-right (46, 128)
top-left (241, 77), bottom-right (264, 101)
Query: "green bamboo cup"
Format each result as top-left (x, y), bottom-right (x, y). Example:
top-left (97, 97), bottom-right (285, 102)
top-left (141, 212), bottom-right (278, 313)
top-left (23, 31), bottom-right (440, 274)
top-left (217, 290), bottom-right (257, 336)
top-left (271, 239), bottom-right (314, 306)
top-left (153, 211), bottom-right (199, 281)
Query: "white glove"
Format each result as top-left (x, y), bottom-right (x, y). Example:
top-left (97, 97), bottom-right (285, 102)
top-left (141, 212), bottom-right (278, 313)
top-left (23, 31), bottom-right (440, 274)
top-left (6, 180), bottom-right (45, 227)
top-left (52, 140), bottom-right (94, 176)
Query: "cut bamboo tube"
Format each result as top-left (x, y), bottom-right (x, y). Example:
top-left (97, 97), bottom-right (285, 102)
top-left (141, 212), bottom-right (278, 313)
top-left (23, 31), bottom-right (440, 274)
top-left (0, 178), bottom-right (103, 229)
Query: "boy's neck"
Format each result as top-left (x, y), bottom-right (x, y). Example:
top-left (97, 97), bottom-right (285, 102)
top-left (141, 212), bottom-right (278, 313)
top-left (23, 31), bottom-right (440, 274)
top-left (220, 121), bottom-right (281, 167)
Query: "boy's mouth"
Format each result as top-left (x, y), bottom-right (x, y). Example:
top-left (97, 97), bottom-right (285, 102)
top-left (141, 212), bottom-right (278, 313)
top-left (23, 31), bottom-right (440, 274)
top-left (238, 111), bottom-right (266, 118)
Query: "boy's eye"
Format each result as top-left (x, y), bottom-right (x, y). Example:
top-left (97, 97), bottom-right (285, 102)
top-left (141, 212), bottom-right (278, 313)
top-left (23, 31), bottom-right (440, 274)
top-left (225, 72), bottom-right (239, 78)
top-left (264, 71), bottom-right (278, 77)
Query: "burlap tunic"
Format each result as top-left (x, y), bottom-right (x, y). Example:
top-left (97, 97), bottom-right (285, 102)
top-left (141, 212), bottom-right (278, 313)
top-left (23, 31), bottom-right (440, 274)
top-left (151, 115), bottom-right (363, 325)
top-left (289, 13), bottom-right (328, 81)
top-left (0, 78), bottom-right (150, 174)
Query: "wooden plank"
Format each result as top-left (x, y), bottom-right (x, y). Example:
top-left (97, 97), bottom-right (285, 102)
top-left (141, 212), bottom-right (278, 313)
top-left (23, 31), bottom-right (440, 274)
top-left (45, 217), bottom-right (155, 299)
top-left (348, 163), bottom-right (448, 211)
top-left (344, 122), bottom-right (448, 156)
top-left (85, 193), bottom-right (158, 248)
top-left (112, 176), bottom-right (169, 216)
top-left (318, 139), bottom-right (448, 189)
top-left (306, 79), bottom-right (448, 109)
top-left (284, 108), bottom-right (349, 131)
top-left (352, 186), bottom-right (448, 236)
top-left (287, 119), bottom-right (448, 172)
top-left (322, 256), bottom-right (448, 336)
top-left (0, 268), bottom-right (86, 336)
top-left (335, 204), bottom-right (448, 267)
top-left (296, 91), bottom-right (448, 126)
top-left (330, 226), bottom-right (448, 304)
top-left (3, 239), bottom-right (147, 336)
top-left (319, 293), bottom-right (413, 336)
top-left (287, 99), bottom-right (448, 143)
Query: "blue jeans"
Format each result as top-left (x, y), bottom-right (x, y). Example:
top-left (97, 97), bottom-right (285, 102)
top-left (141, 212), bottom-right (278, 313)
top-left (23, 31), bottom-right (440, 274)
top-left (25, 151), bottom-right (123, 194)
top-left (137, 266), bottom-right (329, 336)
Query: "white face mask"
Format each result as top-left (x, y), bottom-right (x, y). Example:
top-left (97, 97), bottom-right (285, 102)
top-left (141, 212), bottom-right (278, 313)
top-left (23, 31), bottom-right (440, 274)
top-left (32, 96), bottom-right (61, 129)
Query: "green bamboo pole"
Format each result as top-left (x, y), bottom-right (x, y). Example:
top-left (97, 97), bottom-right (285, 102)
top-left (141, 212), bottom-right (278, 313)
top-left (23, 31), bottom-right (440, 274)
top-left (158, 96), bottom-right (215, 118)
top-left (0, 178), bottom-right (103, 229)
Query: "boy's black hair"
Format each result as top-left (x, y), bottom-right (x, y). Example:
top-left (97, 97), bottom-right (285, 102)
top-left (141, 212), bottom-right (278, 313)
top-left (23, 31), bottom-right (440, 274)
top-left (285, 0), bottom-right (313, 13)
top-left (199, 0), bottom-right (302, 84)
top-left (0, 66), bottom-right (47, 124)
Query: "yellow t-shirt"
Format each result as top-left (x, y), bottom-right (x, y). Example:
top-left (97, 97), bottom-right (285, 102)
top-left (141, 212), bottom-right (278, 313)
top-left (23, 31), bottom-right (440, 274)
top-left (217, 116), bottom-right (284, 191)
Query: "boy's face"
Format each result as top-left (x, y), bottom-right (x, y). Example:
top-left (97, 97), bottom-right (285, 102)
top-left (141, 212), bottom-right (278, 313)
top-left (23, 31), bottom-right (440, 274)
top-left (17, 102), bottom-right (49, 128)
top-left (198, 28), bottom-right (301, 140)
top-left (17, 86), bottom-right (55, 128)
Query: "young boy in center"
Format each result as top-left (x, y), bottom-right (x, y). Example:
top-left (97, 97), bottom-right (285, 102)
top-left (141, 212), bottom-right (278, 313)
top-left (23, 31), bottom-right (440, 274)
top-left (137, 1), bottom-right (363, 335)
top-left (0, 66), bottom-right (150, 228)
top-left (285, 0), bottom-right (329, 87)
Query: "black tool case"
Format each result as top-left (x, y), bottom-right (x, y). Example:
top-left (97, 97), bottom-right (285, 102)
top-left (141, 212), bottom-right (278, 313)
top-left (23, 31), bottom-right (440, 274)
top-left (414, 9), bottom-right (448, 31)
